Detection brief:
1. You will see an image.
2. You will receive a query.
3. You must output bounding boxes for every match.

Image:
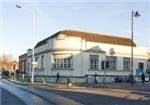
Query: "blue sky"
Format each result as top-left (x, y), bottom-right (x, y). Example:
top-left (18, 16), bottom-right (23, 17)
top-left (0, 0), bottom-right (150, 59)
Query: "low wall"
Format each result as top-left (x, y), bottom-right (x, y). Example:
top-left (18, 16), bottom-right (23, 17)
top-left (14, 74), bottom-right (149, 84)
top-left (34, 76), bottom-right (86, 84)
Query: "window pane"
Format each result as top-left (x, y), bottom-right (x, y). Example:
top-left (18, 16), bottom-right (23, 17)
top-left (41, 55), bottom-right (44, 69)
top-left (106, 56), bottom-right (117, 70)
top-left (53, 54), bottom-right (73, 69)
top-left (123, 57), bottom-right (130, 70)
top-left (89, 55), bottom-right (99, 70)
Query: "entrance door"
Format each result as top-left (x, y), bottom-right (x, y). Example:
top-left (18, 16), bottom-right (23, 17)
top-left (139, 63), bottom-right (144, 70)
top-left (139, 63), bottom-right (144, 74)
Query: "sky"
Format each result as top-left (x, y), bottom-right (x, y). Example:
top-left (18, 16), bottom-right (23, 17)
top-left (0, 0), bottom-right (150, 60)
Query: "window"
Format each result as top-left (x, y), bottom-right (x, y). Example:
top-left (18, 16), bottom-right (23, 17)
top-left (28, 62), bottom-right (30, 71)
top-left (106, 56), bottom-right (117, 70)
top-left (35, 56), bottom-right (39, 62)
top-left (31, 59), bottom-right (32, 70)
top-left (139, 63), bottom-right (144, 70)
top-left (123, 57), bottom-right (130, 70)
top-left (148, 62), bottom-right (150, 69)
top-left (53, 54), bottom-right (73, 69)
top-left (35, 57), bottom-right (39, 69)
top-left (41, 55), bottom-right (44, 69)
top-left (89, 55), bottom-right (99, 70)
top-left (24, 61), bottom-right (27, 71)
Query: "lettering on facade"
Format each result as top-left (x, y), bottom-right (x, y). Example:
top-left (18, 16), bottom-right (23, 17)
top-left (109, 48), bottom-right (115, 55)
top-left (57, 34), bottom-right (66, 40)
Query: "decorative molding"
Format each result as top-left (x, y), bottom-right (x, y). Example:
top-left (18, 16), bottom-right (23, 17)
top-left (57, 34), bottom-right (66, 40)
top-left (109, 48), bottom-right (115, 55)
top-left (51, 68), bottom-right (74, 71)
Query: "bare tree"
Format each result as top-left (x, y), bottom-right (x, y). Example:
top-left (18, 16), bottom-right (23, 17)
top-left (0, 54), bottom-right (16, 64)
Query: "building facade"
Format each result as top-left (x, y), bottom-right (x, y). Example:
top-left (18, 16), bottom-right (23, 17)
top-left (147, 52), bottom-right (150, 74)
top-left (19, 53), bottom-right (27, 74)
top-left (19, 30), bottom-right (148, 83)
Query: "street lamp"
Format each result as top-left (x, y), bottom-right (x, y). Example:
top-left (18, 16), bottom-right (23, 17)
top-left (16, 4), bottom-right (36, 84)
top-left (131, 10), bottom-right (140, 85)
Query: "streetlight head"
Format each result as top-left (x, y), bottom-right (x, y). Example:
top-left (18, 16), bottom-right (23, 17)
top-left (134, 11), bottom-right (140, 17)
top-left (16, 4), bottom-right (21, 8)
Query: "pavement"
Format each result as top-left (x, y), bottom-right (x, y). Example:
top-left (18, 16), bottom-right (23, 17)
top-left (9, 79), bottom-right (150, 91)
top-left (8, 79), bottom-right (150, 98)
top-left (2, 80), bottom-right (150, 105)
top-left (78, 82), bottom-right (150, 90)
top-left (1, 80), bottom-right (84, 105)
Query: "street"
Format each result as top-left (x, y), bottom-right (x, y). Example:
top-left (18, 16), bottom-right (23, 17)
top-left (0, 88), bottom-right (26, 105)
top-left (0, 80), bottom-right (150, 105)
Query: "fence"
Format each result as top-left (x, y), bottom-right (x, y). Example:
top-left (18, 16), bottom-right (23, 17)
top-left (14, 74), bottom-right (150, 84)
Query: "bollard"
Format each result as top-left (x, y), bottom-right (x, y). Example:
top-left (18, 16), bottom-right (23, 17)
top-left (67, 78), bottom-right (72, 86)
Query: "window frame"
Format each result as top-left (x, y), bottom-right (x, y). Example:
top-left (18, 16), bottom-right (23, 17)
top-left (89, 55), bottom-right (99, 70)
top-left (52, 54), bottom-right (73, 70)
top-left (41, 55), bottom-right (45, 69)
top-left (106, 56), bottom-right (117, 70)
top-left (123, 57), bottom-right (130, 71)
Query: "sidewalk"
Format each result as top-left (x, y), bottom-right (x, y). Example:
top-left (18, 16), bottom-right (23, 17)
top-left (9, 79), bottom-right (150, 91)
top-left (7, 79), bottom-right (150, 100)
top-left (78, 82), bottom-right (150, 92)
top-left (9, 79), bottom-right (85, 89)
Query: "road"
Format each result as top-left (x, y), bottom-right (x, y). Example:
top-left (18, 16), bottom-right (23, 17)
top-left (0, 80), bottom-right (150, 105)
top-left (0, 88), bottom-right (26, 105)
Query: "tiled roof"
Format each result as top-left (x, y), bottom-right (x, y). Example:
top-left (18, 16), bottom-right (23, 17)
top-left (34, 30), bottom-right (136, 48)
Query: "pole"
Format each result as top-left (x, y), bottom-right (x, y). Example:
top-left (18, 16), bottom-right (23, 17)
top-left (31, 12), bottom-right (35, 84)
top-left (16, 4), bottom-right (36, 84)
top-left (131, 11), bottom-right (134, 85)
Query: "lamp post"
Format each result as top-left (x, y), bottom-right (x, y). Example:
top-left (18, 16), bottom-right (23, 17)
top-left (16, 4), bottom-right (36, 84)
top-left (131, 10), bottom-right (140, 85)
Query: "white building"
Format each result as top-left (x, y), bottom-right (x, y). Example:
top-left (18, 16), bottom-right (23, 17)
top-left (147, 53), bottom-right (150, 74)
top-left (21, 30), bottom-right (148, 83)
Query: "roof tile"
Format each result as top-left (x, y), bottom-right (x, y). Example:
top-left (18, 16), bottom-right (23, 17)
top-left (35, 30), bottom-right (136, 48)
